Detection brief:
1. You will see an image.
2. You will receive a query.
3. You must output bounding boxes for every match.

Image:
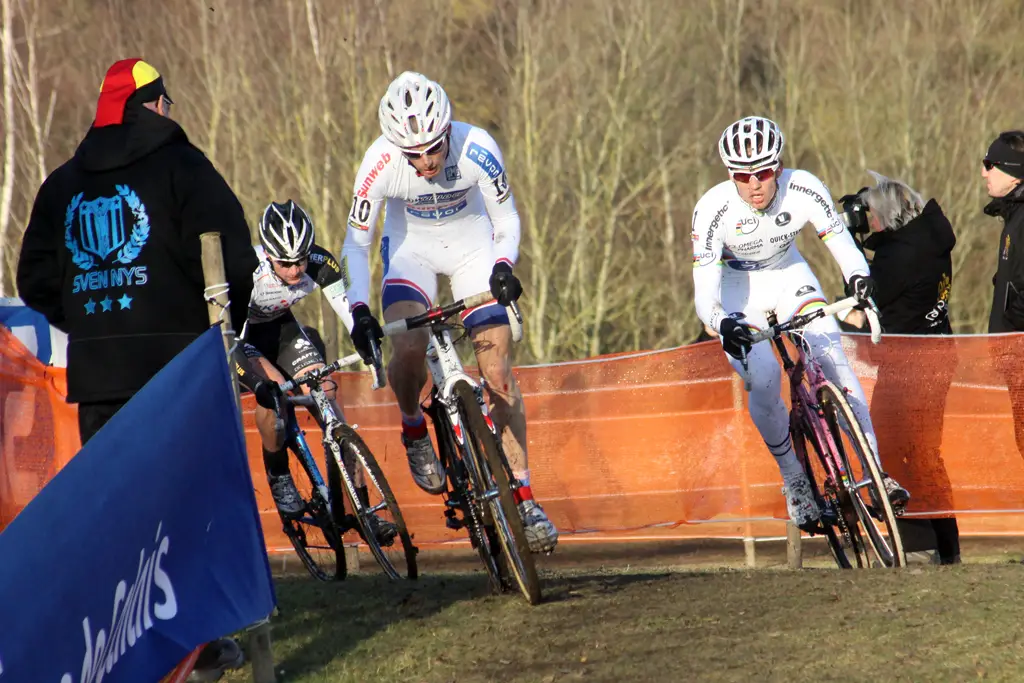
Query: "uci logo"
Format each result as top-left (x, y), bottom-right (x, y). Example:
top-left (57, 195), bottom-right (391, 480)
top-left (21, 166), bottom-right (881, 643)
top-left (734, 217), bottom-right (758, 236)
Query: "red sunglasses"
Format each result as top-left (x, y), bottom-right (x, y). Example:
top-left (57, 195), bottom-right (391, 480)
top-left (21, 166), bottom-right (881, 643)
top-left (402, 135), bottom-right (447, 160)
top-left (731, 167), bottom-right (778, 183)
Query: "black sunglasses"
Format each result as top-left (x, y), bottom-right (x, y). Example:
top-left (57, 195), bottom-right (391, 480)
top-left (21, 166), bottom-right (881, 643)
top-left (402, 135), bottom-right (447, 160)
top-left (984, 158), bottom-right (1024, 171)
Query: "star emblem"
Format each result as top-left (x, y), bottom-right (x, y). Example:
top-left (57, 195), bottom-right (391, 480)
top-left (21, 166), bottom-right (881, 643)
top-left (84, 298), bottom-right (97, 314)
top-left (117, 293), bottom-right (133, 310)
top-left (100, 296), bottom-right (113, 312)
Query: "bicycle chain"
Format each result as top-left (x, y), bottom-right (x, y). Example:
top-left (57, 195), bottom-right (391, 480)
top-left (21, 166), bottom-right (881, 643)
top-left (824, 480), bottom-right (857, 558)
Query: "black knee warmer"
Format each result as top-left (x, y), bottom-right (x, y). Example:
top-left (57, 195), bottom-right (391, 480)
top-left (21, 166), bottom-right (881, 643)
top-left (263, 446), bottom-right (290, 478)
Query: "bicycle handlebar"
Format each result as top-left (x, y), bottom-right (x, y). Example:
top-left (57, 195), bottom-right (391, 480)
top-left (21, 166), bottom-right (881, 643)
top-left (738, 295), bottom-right (881, 393)
top-left (747, 296), bottom-right (882, 346)
top-left (381, 291), bottom-right (524, 343)
top-left (277, 351), bottom-right (364, 394)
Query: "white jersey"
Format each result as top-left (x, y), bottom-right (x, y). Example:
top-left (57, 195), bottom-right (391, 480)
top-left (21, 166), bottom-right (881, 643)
top-left (340, 121), bottom-right (521, 309)
top-left (246, 245), bottom-right (353, 331)
top-left (691, 168), bottom-right (869, 332)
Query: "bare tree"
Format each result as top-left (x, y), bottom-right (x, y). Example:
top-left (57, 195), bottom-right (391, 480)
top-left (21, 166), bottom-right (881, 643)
top-left (0, 0), bottom-right (14, 297)
top-left (4, 0), bottom-right (1024, 344)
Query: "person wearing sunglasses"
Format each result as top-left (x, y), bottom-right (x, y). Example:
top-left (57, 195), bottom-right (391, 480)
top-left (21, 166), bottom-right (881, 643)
top-left (981, 132), bottom-right (1024, 498)
top-left (690, 116), bottom-right (909, 531)
top-left (983, 131), bottom-right (1024, 333)
top-left (232, 200), bottom-right (398, 546)
top-left (340, 71), bottom-right (557, 554)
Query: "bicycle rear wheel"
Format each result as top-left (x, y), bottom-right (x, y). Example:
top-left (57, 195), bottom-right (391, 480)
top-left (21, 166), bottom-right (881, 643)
top-left (284, 442), bottom-right (346, 581)
top-left (329, 425), bottom-right (418, 579)
top-left (454, 381), bottom-right (541, 605)
top-left (793, 414), bottom-right (865, 569)
top-left (819, 382), bottom-right (906, 568)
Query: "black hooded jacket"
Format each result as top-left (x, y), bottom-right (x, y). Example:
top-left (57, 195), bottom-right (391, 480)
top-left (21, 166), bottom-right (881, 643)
top-left (16, 106), bottom-right (257, 402)
top-left (862, 199), bottom-right (956, 335)
top-left (986, 184), bottom-right (1024, 333)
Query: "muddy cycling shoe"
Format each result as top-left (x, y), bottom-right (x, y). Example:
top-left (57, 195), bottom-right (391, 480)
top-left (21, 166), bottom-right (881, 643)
top-left (782, 473), bottom-right (821, 532)
top-left (882, 474), bottom-right (910, 516)
top-left (402, 433), bottom-right (446, 494)
top-left (186, 638), bottom-right (244, 682)
top-left (518, 500), bottom-right (559, 553)
top-left (359, 513), bottom-right (399, 547)
top-left (269, 473), bottom-right (304, 518)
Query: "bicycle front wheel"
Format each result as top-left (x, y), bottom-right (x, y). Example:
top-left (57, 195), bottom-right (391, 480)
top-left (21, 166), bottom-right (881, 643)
top-left (454, 381), bottom-right (541, 605)
top-left (329, 425), bottom-right (418, 580)
top-left (429, 398), bottom-right (505, 594)
top-left (285, 441), bottom-right (346, 581)
top-left (818, 382), bottom-right (906, 568)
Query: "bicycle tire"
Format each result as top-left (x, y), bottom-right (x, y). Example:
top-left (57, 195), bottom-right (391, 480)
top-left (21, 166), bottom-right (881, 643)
top-left (792, 414), bottom-right (863, 569)
top-left (331, 425), bottom-right (419, 580)
top-left (429, 400), bottom-right (505, 594)
top-left (819, 382), bottom-right (907, 568)
top-left (284, 440), bottom-right (346, 581)
top-left (454, 381), bottom-right (542, 605)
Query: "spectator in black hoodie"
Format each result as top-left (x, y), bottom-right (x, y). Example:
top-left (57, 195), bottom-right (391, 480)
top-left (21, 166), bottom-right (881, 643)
top-left (16, 58), bottom-right (257, 445)
top-left (841, 172), bottom-right (960, 565)
top-left (15, 58), bottom-right (256, 680)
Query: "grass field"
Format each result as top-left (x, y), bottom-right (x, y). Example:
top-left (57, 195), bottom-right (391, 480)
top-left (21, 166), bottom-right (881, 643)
top-left (223, 541), bottom-right (1024, 683)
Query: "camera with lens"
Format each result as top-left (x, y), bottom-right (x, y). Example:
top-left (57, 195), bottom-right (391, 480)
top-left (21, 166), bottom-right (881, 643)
top-left (838, 189), bottom-right (870, 235)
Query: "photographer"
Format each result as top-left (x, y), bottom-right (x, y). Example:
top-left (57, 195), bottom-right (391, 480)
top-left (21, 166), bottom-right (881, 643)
top-left (839, 172), bottom-right (960, 565)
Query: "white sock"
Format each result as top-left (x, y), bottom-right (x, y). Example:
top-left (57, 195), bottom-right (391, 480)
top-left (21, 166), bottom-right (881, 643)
top-left (771, 443), bottom-right (804, 483)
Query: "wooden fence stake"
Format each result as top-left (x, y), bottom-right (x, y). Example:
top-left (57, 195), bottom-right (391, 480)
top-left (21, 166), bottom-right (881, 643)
top-left (200, 232), bottom-right (277, 683)
top-left (786, 521), bottom-right (803, 569)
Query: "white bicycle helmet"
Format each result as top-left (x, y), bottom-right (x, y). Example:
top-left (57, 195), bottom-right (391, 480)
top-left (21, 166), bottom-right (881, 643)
top-left (378, 71), bottom-right (452, 149)
top-left (718, 116), bottom-right (784, 170)
top-left (259, 200), bottom-right (314, 261)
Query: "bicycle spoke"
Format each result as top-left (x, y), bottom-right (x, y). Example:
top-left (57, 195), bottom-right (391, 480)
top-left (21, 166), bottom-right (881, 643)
top-left (328, 426), bottom-right (418, 580)
top-left (820, 383), bottom-right (906, 568)
top-left (455, 381), bottom-right (541, 604)
top-left (286, 448), bottom-right (346, 581)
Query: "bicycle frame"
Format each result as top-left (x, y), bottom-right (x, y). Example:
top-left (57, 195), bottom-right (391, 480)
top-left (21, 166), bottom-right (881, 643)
top-left (425, 325), bottom-right (497, 447)
top-left (381, 293), bottom-right (523, 489)
top-left (285, 408), bottom-right (331, 516)
top-left (279, 352), bottom-right (381, 520)
top-left (770, 324), bottom-right (852, 505)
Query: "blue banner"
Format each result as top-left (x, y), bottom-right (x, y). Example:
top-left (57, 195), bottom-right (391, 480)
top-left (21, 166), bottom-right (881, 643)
top-left (0, 326), bottom-right (275, 683)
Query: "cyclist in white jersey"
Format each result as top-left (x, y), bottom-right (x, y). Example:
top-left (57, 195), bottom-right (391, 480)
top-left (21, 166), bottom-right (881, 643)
top-left (340, 71), bottom-right (557, 553)
top-left (233, 200), bottom-right (396, 545)
top-left (690, 116), bottom-right (910, 529)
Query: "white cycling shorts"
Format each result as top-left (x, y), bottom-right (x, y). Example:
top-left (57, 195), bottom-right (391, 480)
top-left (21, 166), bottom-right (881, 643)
top-left (379, 220), bottom-right (508, 328)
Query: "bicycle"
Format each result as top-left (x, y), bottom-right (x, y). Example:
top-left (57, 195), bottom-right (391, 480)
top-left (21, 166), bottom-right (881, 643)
top-left (382, 292), bottom-right (542, 604)
top-left (742, 296), bottom-right (906, 569)
top-left (264, 347), bottom-right (418, 581)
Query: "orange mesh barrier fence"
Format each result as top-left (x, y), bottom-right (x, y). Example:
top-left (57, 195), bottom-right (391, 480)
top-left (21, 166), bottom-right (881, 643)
top-left (0, 328), bottom-right (80, 529)
top-left (4, 328), bottom-right (1024, 548)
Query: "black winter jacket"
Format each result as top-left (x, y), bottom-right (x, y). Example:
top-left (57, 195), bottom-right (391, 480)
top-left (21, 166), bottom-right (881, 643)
top-left (986, 184), bottom-right (1024, 333)
top-left (16, 106), bottom-right (257, 402)
top-left (863, 199), bottom-right (955, 335)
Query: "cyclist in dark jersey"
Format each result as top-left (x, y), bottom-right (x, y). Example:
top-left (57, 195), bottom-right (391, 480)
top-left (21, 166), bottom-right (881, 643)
top-left (234, 199), bottom-right (395, 544)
